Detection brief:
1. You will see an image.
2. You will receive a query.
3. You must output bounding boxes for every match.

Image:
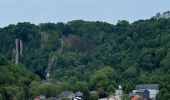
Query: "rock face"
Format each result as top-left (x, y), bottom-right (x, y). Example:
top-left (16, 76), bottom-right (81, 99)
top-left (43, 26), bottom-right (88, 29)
top-left (14, 38), bottom-right (23, 64)
top-left (15, 38), bottom-right (19, 64)
top-left (153, 11), bottom-right (170, 19)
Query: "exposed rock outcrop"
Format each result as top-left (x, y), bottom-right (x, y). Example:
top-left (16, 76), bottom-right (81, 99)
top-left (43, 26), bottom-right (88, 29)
top-left (15, 38), bottom-right (19, 64)
top-left (14, 38), bottom-right (23, 64)
top-left (41, 32), bottom-right (49, 48)
top-left (19, 39), bottom-right (23, 56)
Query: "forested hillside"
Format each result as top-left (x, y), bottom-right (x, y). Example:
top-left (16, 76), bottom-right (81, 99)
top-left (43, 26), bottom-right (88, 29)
top-left (1, 18), bottom-right (170, 99)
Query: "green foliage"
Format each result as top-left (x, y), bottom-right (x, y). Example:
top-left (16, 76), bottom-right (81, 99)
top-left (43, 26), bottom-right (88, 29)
top-left (89, 94), bottom-right (98, 100)
top-left (106, 85), bottom-right (115, 94)
top-left (0, 55), bottom-right (8, 66)
top-left (90, 66), bottom-right (117, 90)
top-left (0, 57), bottom-right (39, 100)
top-left (29, 81), bottom-right (62, 98)
top-left (124, 66), bottom-right (138, 78)
top-left (156, 88), bottom-right (170, 100)
top-left (161, 49), bottom-right (170, 70)
top-left (1, 18), bottom-right (170, 99)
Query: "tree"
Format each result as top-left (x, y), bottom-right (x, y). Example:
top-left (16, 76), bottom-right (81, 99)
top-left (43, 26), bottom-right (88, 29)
top-left (124, 66), bottom-right (138, 78)
top-left (161, 50), bottom-right (170, 70)
top-left (0, 55), bottom-right (8, 66)
top-left (82, 88), bottom-right (90, 100)
top-left (106, 85), bottom-right (115, 94)
top-left (29, 81), bottom-right (62, 98)
top-left (90, 66), bottom-right (117, 90)
top-left (156, 88), bottom-right (170, 100)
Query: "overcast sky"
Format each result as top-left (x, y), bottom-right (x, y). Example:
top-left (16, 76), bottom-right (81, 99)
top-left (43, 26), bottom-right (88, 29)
top-left (0, 0), bottom-right (170, 27)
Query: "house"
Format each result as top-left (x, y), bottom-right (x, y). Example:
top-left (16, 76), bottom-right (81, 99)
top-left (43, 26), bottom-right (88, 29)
top-left (74, 92), bottom-right (83, 100)
top-left (74, 97), bottom-right (82, 100)
top-left (75, 91), bottom-right (83, 97)
top-left (135, 89), bottom-right (150, 100)
top-left (34, 96), bottom-right (41, 100)
top-left (99, 98), bottom-right (107, 100)
top-left (34, 95), bottom-right (47, 100)
top-left (98, 96), bottom-right (117, 100)
top-left (107, 96), bottom-right (117, 100)
top-left (153, 11), bottom-right (170, 19)
top-left (129, 93), bottom-right (140, 100)
top-left (48, 97), bottom-right (60, 100)
top-left (99, 85), bottom-right (123, 100)
top-left (89, 91), bottom-right (98, 97)
top-left (60, 91), bottom-right (75, 100)
top-left (134, 84), bottom-right (159, 100)
top-left (115, 85), bottom-right (123, 100)
top-left (90, 91), bottom-right (98, 95)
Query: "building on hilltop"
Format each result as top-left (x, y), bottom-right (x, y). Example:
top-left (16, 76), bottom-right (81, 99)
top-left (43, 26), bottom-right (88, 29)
top-left (153, 11), bottom-right (170, 19)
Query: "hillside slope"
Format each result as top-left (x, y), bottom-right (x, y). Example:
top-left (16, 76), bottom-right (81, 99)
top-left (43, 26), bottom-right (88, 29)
top-left (1, 19), bottom-right (170, 99)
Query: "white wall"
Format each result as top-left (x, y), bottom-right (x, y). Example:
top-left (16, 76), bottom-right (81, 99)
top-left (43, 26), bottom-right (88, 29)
top-left (133, 89), bottom-right (158, 99)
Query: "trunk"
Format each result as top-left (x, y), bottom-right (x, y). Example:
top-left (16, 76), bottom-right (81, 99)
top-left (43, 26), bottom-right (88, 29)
top-left (15, 38), bottom-right (19, 64)
top-left (19, 39), bottom-right (23, 56)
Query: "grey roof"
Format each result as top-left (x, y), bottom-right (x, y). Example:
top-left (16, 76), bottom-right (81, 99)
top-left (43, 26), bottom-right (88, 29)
top-left (40, 95), bottom-right (47, 100)
top-left (89, 91), bottom-right (98, 95)
top-left (75, 91), bottom-right (83, 97)
top-left (135, 89), bottom-right (149, 93)
top-left (136, 84), bottom-right (159, 90)
top-left (60, 91), bottom-right (73, 98)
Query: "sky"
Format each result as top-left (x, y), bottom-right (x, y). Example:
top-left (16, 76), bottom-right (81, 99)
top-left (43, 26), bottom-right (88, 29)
top-left (0, 0), bottom-right (170, 27)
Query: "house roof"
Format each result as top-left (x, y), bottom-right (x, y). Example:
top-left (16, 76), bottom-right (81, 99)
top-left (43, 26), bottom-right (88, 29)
top-left (75, 91), bottom-right (83, 97)
top-left (135, 84), bottom-right (159, 90)
top-left (135, 89), bottom-right (149, 93)
top-left (60, 91), bottom-right (74, 98)
top-left (89, 91), bottom-right (98, 95)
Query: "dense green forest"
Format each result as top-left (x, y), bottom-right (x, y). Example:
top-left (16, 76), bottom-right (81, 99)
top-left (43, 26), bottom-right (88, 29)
top-left (1, 18), bottom-right (170, 99)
